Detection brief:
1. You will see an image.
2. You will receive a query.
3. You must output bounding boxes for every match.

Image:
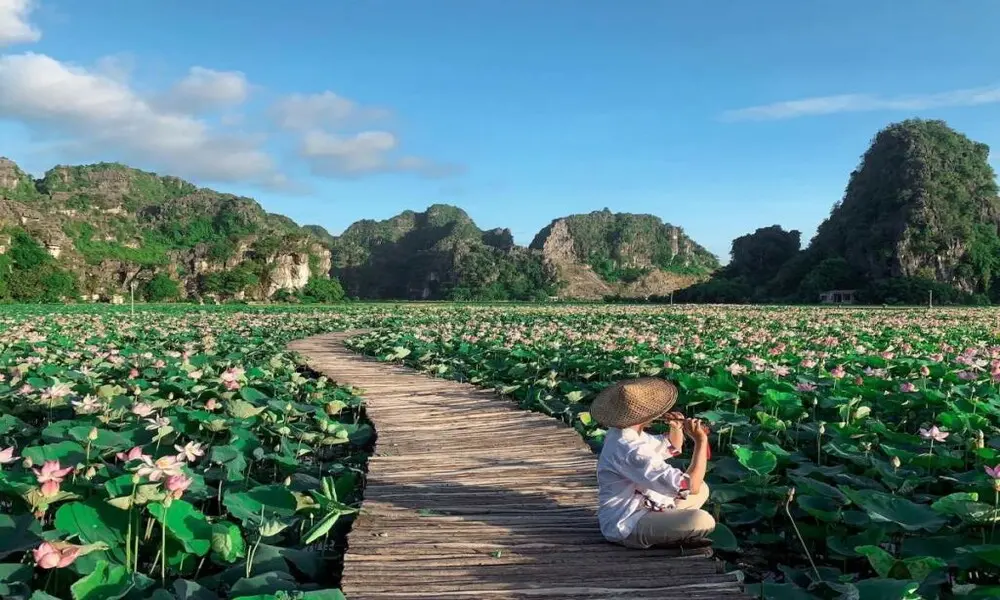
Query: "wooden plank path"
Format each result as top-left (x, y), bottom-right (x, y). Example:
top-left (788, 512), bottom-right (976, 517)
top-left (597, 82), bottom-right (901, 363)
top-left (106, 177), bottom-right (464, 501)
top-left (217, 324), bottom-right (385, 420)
top-left (290, 331), bottom-right (747, 600)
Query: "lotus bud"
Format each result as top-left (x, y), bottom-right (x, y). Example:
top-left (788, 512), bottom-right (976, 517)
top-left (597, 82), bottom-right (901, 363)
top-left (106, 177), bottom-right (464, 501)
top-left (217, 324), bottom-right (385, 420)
top-left (994, 479), bottom-right (1000, 493)
top-left (87, 428), bottom-right (99, 441)
top-left (283, 476), bottom-right (292, 486)
top-left (131, 473), bottom-right (141, 484)
top-left (818, 423), bottom-right (826, 436)
top-left (976, 430), bottom-right (986, 450)
top-left (22, 457), bottom-right (33, 469)
top-left (891, 456), bottom-right (901, 469)
top-left (786, 487), bottom-right (796, 503)
top-left (84, 466), bottom-right (97, 479)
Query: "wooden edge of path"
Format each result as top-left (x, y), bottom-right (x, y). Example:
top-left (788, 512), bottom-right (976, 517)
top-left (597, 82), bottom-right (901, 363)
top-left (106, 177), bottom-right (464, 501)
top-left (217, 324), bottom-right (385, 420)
top-left (289, 331), bottom-right (749, 600)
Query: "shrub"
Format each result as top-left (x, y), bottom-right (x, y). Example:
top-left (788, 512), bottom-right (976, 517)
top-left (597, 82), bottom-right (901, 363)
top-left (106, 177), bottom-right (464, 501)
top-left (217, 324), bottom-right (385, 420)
top-left (143, 273), bottom-right (181, 302)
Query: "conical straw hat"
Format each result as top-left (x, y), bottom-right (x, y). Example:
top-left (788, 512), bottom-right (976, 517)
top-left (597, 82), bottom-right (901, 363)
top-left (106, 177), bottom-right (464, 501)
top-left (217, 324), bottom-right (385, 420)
top-left (589, 378), bottom-right (678, 428)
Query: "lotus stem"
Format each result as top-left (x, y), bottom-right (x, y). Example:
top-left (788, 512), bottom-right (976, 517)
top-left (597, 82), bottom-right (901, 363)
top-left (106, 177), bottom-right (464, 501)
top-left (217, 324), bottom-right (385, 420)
top-left (194, 555), bottom-right (206, 581)
top-left (784, 487), bottom-right (821, 583)
top-left (992, 489), bottom-right (998, 544)
top-left (161, 502), bottom-right (169, 583)
top-left (149, 548), bottom-right (160, 578)
top-left (125, 481), bottom-right (138, 573)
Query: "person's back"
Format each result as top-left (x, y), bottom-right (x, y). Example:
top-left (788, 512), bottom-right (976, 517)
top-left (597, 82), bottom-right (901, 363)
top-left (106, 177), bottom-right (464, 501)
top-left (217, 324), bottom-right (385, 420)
top-left (590, 378), bottom-right (716, 549)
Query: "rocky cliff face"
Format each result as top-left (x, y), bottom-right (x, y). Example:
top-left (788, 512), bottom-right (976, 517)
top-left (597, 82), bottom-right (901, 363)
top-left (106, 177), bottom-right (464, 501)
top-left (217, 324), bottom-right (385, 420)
top-left (530, 209), bottom-right (718, 299)
top-left (330, 204), bottom-right (559, 300)
top-left (0, 159), bottom-right (334, 301)
top-left (807, 119), bottom-right (1000, 294)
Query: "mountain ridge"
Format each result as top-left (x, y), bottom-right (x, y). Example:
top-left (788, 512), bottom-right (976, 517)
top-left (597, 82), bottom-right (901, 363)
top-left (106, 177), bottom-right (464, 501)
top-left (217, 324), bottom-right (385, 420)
top-left (0, 157), bottom-right (718, 302)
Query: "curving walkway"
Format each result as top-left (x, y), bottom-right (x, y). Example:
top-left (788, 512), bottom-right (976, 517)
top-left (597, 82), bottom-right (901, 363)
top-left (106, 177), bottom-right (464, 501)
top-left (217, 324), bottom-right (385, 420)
top-left (289, 331), bottom-right (747, 600)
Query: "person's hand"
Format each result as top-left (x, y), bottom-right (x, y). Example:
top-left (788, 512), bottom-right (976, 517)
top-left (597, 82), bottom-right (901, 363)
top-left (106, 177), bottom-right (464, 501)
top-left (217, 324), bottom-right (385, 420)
top-left (683, 418), bottom-right (709, 442)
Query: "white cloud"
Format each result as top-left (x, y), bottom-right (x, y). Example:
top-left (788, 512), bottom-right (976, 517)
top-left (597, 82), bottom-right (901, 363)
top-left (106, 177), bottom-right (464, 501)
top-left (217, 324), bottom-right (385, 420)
top-left (0, 53), bottom-right (281, 185)
top-left (0, 0), bottom-right (39, 47)
top-left (158, 66), bottom-right (249, 113)
top-left (271, 91), bottom-right (389, 131)
top-left (722, 85), bottom-right (1000, 121)
top-left (300, 130), bottom-right (459, 177)
top-left (0, 2), bottom-right (455, 186)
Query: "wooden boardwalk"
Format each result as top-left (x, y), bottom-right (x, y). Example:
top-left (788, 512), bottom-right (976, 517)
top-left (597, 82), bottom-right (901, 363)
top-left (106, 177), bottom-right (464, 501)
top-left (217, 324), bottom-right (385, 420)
top-left (290, 332), bottom-right (747, 600)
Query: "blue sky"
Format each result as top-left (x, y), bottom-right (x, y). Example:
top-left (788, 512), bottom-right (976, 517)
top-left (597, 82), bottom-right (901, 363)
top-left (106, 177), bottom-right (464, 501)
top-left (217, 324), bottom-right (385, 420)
top-left (3, 1), bottom-right (1000, 261)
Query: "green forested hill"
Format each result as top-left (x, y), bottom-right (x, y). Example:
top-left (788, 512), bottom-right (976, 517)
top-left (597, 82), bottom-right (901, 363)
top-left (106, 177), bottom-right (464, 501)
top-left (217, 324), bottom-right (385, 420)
top-left (679, 119), bottom-right (1000, 305)
top-left (0, 160), bottom-right (336, 303)
top-left (330, 204), bottom-right (560, 300)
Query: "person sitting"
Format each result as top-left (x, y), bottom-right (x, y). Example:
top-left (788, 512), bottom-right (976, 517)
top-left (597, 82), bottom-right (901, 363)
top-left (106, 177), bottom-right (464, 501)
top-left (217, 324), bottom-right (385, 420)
top-left (589, 377), bottom-right (715, 550)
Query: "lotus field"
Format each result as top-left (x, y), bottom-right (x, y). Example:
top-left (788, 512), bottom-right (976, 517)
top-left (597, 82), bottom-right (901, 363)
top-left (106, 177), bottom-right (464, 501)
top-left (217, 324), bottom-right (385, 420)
top-left (0, 306), bottom-right (382, 600)
top-left (3, 304), bottom-right (1000, 599)
top-left (349, 305), bottom-right (1000, 599)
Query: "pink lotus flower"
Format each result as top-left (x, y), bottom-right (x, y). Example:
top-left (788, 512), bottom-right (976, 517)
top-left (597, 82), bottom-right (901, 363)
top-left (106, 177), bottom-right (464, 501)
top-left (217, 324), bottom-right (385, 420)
top-left (899, 382), bottom-right (918, 393)
top-left (919, 426), bottom-right (950, 443)
top-left (829, 365), bottom-right (846, 379)
top-left (71, 395), bottom-right (101, 415)
top-left (221, 367), bottom-right (245, 383)
top-left (204, 398), bottom-right (218, 411)
top-left (131, 403), bottom-right (155, 417)
top-left (116, 446), bottom-right (150, 463)
top-left (128, 369), bottom-right (139, 378)
top-left (165, 474), bottom-right (192, 500)
top-left (958, 371), bottom-right (978, 381)
top-left (919, 366), bottom-right (930, 377)
top-left (800, 359), bottom-right (817, 368)
top-left (135, 455), bottom-right (184, 482)
top-left (796, 382), bottom-right (817, 392)
top-left (33, 541), bottom-right (81, 569)
top-left (41, 382), bottom-right (73, 401)
top-left (145, 416), bottom-right (171, 431)
top-left (0, 447), bottom-right (18, 465)
top-left (984, 465), bottom-right (1000, 480)
top-left (174, 441), bottom-right (204, 463)
top-left (725, 363), bottom-right (746, 376)
top-left (33, 461), bottom-right (73, 497)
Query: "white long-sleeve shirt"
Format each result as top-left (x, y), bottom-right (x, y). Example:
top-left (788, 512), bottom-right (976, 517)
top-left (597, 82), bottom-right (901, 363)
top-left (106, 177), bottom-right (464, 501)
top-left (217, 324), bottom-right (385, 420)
top-left (596, 427), bottom-right (690, 541)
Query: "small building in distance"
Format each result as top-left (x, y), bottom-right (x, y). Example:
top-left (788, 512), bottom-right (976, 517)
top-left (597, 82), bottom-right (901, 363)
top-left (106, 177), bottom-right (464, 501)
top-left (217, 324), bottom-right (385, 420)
top-left (819, 289), bottom-right (857, 304)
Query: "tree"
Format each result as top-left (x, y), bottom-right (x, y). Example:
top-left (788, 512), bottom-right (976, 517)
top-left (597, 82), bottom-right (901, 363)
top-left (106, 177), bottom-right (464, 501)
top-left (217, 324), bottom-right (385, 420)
top-left (143, 273), bottom-right (180, 302)
top-left (798, 257), bottom-right (859, 300)
top-left (8, 230), bottom-right (50, 269)
top-left (2, 230), bottom-right (78, 302)
top-left (299, 277), bottom-right (345, 303)
top-left (728, 226), bottom-right (801, 287)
